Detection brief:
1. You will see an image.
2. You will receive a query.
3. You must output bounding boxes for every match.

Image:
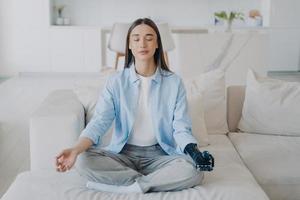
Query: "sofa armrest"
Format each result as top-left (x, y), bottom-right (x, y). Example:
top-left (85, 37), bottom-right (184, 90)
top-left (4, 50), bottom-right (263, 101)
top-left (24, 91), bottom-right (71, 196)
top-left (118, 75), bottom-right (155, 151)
top-left (30, 90), bottom-right (85, 170)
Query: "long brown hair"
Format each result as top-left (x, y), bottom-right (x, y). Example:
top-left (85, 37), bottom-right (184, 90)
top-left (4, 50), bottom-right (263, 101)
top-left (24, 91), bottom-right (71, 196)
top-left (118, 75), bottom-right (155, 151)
top-left (124, 18), bottom-right (172, 73)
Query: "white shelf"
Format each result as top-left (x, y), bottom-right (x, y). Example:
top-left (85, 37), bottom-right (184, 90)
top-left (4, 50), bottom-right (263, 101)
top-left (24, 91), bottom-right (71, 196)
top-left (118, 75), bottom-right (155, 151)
top-left (49, 0), bottom-right (268, 27)
top-left (49, 25), bottom-right (102, 30)
top-left (49, 24), bottom-right (268, 34)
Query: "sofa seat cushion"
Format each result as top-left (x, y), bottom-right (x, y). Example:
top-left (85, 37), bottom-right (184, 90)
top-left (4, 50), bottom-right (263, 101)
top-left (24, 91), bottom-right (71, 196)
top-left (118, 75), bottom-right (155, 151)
top-left (229, 132), bottom-right (300, 200)
top-left (2, 135), bottom-right (268, 200)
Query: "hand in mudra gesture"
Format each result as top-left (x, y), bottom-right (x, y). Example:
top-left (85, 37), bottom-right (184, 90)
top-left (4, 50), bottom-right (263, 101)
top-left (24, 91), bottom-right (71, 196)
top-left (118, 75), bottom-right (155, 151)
top-left (55, 138), bottom-right (93, 172)
top-left (55, 148), bottom-right (78, 172)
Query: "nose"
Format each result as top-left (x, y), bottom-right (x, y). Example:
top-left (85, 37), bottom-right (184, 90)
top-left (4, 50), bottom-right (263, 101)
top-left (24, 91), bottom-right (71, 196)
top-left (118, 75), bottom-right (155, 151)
top-left (139, 38), bottom-right (146, 48)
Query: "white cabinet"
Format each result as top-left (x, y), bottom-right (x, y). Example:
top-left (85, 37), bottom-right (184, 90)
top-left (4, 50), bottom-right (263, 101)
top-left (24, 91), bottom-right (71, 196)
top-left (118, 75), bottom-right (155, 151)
top-left (49, 27), bottom-right (102, 72)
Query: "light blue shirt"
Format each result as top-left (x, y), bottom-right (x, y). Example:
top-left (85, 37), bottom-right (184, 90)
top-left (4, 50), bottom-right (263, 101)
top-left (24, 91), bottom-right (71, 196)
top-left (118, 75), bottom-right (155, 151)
top-left (80, 65), bottom-right (198, 155)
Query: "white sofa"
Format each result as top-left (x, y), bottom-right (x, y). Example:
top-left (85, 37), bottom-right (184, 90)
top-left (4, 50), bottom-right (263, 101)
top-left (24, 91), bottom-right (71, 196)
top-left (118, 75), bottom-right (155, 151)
top-left (1, 85), bottom-right (275, 200)
top-left (3, 82), bottom-right (300, 200)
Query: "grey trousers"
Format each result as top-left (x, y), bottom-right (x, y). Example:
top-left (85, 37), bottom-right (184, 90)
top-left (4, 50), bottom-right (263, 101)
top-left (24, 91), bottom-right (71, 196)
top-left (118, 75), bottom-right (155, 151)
top-left (76, 143), bottom-right (204, 193)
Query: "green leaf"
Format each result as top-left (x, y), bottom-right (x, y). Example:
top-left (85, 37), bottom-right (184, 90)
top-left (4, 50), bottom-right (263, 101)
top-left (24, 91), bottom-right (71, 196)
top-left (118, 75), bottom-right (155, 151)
top-left (215, 11), bottom-right (245, 22)
top-left (214, 11), bottom-right (228, 20)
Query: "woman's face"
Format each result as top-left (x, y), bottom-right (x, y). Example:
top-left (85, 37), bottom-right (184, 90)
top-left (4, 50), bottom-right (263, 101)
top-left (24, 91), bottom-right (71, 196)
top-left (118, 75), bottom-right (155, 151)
top-left (129, 24), bottom-right (158, 62)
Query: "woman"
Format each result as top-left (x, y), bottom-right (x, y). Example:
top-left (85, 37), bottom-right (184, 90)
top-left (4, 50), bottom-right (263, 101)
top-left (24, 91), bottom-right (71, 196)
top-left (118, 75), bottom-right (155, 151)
top-left (55, 18), bottom-right (214, 194)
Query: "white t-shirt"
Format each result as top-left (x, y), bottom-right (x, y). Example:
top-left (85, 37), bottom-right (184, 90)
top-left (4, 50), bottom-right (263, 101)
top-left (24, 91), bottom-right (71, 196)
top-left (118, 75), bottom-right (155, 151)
top-left (127, 72), bottom-right (158, 146)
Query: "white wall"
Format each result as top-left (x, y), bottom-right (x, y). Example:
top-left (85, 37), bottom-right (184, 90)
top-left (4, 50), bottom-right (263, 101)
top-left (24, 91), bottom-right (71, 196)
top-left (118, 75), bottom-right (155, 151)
top-left (0, 0), bottom-right (51, 76)
top-left (268, 28), bottom-right (300, 71)
top-left (48, 26), bottom-right (102, 72)
top-left (0, 0), bottom-right (4, 73)
top-left (269, 0), bottom-right (300, 27)
top-left (266, 0), bottom-right (300, 71)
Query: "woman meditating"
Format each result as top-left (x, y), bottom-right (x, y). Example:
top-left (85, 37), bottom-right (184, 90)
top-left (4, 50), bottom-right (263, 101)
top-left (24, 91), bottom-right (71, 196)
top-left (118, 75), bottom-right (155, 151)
top-left (55, 17), bottom-right (214, 194)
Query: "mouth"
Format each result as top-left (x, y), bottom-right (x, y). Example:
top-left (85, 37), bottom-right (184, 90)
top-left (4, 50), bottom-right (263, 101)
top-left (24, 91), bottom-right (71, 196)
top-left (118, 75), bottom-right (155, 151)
top-left (138, 50), bottom-right (149, 55)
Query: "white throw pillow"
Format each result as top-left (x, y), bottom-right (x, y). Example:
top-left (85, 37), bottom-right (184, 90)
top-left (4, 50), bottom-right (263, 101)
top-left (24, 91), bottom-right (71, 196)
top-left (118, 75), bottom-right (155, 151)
top-left (184, 68), bottom-right (228, 134)
top-left (238, 69), bottom-right (300, 136)
top-left (74, 85), bottom-right (102, 124)
top-left (186, 90), bottom-right (210, 147)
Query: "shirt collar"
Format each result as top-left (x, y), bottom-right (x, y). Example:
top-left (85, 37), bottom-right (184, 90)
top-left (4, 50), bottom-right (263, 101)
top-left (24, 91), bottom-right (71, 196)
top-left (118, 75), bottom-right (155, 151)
top-left (129, 62), bottom-right (162, 85)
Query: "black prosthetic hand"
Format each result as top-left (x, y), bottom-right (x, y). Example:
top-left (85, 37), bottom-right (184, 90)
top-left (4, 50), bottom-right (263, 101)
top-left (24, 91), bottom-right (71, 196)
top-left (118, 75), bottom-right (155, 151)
top-left (184, 143), bottom-right (214, 171)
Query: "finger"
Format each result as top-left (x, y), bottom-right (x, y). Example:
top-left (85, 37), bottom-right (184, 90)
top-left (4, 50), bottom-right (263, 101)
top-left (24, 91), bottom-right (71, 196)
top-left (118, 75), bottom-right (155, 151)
top-left (61, 164), bottom-right (68, 172)
top-left (56, 158), bottom-right (63, 169)
top-left (56, 152), bottom-right (64, 159)
top-left (56, 154), bottom-right (63, 163)
top-left (55, 157), bottom-right (61, 167)
top-left (65, 161), bottom-right (73, 171)
top-left (66, 159), bottom-right (75, 169)
top-left (60, 164), bottom-right (65, 171)
top-left (58, 157), bottom-right (67, 167)
top-left (62, 160), bottom-right (69, 171)
top-left (58, 163), bottom-right (67, 172)
top-left (56, 164), bottom-right (62, 172)
top-left (57, 165), bottom-right (64, 172)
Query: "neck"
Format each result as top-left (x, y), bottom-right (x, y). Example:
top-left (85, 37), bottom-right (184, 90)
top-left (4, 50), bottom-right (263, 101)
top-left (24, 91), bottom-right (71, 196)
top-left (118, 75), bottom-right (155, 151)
top-left (134, 59), bottom-right (156, 77)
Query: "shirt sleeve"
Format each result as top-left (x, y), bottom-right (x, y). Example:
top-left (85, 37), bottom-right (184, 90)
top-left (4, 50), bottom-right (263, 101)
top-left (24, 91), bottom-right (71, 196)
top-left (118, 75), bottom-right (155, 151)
top-left (79, 76), bottom-right (116, 146)
top-left (172, 78), bottom-right (198, 152)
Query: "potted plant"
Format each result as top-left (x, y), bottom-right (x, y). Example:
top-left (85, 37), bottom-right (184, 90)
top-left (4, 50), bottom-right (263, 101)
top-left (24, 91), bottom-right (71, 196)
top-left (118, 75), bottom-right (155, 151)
top-left (54, 4), bottom-right (66, 25)
top-left (214, 11), bottom-right (244, 32)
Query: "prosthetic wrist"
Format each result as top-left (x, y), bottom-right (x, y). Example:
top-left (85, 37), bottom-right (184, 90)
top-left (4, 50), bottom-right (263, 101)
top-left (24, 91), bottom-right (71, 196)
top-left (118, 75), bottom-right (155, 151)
top-left (184, 143), bottom-right (214, 171)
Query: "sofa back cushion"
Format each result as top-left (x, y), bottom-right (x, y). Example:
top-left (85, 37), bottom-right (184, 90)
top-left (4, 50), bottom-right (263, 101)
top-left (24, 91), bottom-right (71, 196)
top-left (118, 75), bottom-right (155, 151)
top-left (238, 69), bottom-right (300, 136)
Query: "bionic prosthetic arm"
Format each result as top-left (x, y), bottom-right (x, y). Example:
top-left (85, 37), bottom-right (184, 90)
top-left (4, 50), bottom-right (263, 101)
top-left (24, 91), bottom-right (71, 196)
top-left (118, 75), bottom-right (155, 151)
top-left (184, 143), bottom-right (214, 171)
